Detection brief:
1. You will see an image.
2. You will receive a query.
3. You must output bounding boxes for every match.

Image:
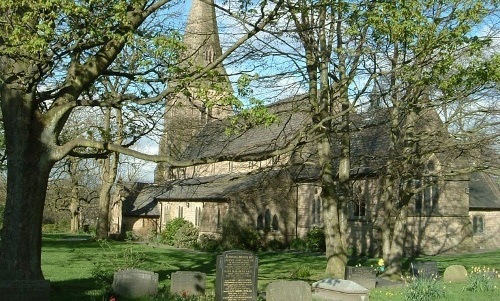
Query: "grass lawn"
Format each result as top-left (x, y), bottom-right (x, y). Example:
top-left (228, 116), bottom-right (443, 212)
top-left (42, 233), bottom-right (500, 301)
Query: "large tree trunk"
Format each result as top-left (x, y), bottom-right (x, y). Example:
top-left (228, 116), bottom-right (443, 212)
top-left (0, 84), bottom-right (54, 280)
top-left (70, 186), bottom-right (80, 233)
top-left (96, 108), bottom-right (121, 239)
top-left (383, 205), bottom-right (409, 277)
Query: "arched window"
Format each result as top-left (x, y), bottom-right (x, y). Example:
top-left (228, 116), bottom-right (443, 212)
top-left (272, 214), bottom-right (279, 231)
top-left (264, 209), bottom-right (271, 231)
top-left (256, 214), bottom-right (264, 230)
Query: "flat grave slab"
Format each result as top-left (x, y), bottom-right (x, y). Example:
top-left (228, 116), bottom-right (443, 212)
top-left (312, 278), bottom-right (369, 301)
top-left (410, 261), bottom-right (439, 279)
top-left (345, 266), bottom-right (377, 289)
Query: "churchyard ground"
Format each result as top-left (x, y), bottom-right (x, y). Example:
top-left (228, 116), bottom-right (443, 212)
top-left (42, 233), bottom-right (500, 300)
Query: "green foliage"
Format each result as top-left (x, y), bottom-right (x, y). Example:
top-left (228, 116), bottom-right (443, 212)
top-left (404, 277), bottom-right (446, 301)
top-left (173, 222), bottom-right (199, 248)
top-left (289, 265), bottom-right (312, 279)
top-left (161, 218), bottom-right (190, 246)
top-left (195, 234), bottom-right (223, 253)
top-left (289, 238), bottom-right (307, 251)
top-left (81, 239), bottom-right (147, 293)
top-left (221, 219), bottom-right (262, 251)
top-left (265, 239), bottom-right (286, 251)
top-left (464, 270), bottom-right (496, 292)
top-left (305, 227), bottom-right (326, 252)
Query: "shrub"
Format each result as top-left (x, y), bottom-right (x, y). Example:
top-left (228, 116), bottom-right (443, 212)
top-left (222, 219), bottom-right (262, 251)
top-left (265, 239), bottom-right (285, 251)
top-left (404, 276), bottom-right (445, 301)
top-left (195, 234), bottom-right (223, 253)
top-left (289, 238), bottom-right (307, 251)
top-left (161, 218), bottom-right (190, 245)
top-left (173, 222), bottom-right (199, 248)
top-left (465, 272), bottom-right (496, 292)
top-left (305, 227), bottom-right (326, 252)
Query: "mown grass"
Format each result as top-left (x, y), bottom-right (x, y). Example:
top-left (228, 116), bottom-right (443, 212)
top-left (42, 233), bottom-right (500, 301)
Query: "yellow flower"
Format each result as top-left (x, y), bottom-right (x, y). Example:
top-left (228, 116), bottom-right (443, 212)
top-left (378, 259), bottom-right (385, 267)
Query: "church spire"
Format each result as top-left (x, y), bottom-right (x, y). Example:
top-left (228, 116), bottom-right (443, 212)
top-left (155, 0), bottom-right (232, 183)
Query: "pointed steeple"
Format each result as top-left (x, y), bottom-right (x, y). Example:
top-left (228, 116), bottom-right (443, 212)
top-left (175, 0), bottom-right (231, 89)
top-left (155, 0), bottom-right (233, 183)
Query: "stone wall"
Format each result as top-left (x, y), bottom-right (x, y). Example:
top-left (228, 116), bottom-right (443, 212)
top-left (122, 216), bottom-right (159, 239)
top-left (469, 210), bottom-right (500, 250)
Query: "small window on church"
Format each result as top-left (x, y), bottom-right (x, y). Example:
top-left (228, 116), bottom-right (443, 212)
top-left (216, 207), bottom-right (221, 229)
top-left (272, 214), bottom-right (279, 231)
top-left (264, 209), bottom-right (271, 231)
top-left (473, 215), bottom-right (484, 235)
top-left (256, 214), bottom-right (264, 230)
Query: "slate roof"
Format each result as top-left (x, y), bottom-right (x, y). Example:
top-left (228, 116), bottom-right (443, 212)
top-left (469, 172), bottom-right (500, 210)
top-left (121, 182), bottom-right (170, 216)
top-left (155, 171), bottom-right (281, 201)
top-left (181, 95), bottom-right (311, 159)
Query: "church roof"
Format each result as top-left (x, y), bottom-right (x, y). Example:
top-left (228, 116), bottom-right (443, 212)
top-left (121, 182), bottom-right (169, 216)
top-left (155, 171), bottom-right (281, 201)
top-left (181, 95), bottom-right (311, 160)
top-left (469, 172), bottom-right (500, 210)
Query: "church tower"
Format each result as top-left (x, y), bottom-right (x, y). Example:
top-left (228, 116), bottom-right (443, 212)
top-left (155, 0), bottom-right (233, 182)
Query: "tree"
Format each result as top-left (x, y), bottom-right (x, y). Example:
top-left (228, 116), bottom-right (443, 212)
top-left (0, 0), bottom-right (284, 285)
top-left (244, 0), bottom-right (498, 277)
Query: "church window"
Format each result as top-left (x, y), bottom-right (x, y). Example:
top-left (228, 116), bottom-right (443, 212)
top-left (216, 207), bottom-right (221, 229)
top-left (195, 207), bottom-right (202, 227)
top-left (178, 206), bottom-right (184, 219)
top-left (311, 197), bottom-right (322, 225)
top-left (473, 215), bottom-right (484, 235)
top-left (415, 162), bottom-right (439, 214)
top-left (264, 209), bottom-right (271, 231)
top-left (272, 214), bottom-right (279, 231)
top-left (256, 214), bottom-right (264, 230)
top-left (350, 200), bottom-right (366, 219)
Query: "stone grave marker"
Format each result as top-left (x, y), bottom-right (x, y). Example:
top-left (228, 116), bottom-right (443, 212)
top-left (0, 279), bottom-right (51, 301)
top-left (443, 265), bottom-right (468, 283)
top-left (266, 280), bottom-right (312, 301)
top-left (216, 250), bottom-right (258, 301)
top-left (345, 266), bottom-right (377, 289)
top-left (410, 261), bottom-right (439, 278)
top-left (170, 271), bottom-right (206, 296)
top-left (112, 269), bottom-right (159, 299)
top-left (312, 278), bottom-right (369, 301)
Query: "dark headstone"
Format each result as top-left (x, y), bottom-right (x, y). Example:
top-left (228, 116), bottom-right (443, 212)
top-left (266, 280), bottom-right (312, 301)
top-left (443, 265), bottom-right (468, 283)
top-left (345, 266), bottom-right (377, 289)
top-left (411, 261), bottom-right (439, 278)
top-left (112, 269), bottom-right (159, 298)
top-left (216, 250), bottom-right (258, 301)
top-left (312, 278), bottom-right (369, 301)
top-left (0, 279), bottom-right (50, 301)
top-left (171, 271), bottom-right (206, 296)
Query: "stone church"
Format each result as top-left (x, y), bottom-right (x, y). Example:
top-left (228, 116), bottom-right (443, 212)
top-left (110, 0), bottom-right (500, 255)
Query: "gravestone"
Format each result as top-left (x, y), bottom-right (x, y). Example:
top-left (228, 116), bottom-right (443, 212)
top-left (112, 269), bottom-right (159, 298)
top-left (216, 250), bottom-right (258, 301)
top-left (443, 265), bottom-right (468, 283)
top-left (170, 271), bottom-right (206, 296)
top-left (410, 261), bottom-right (439, 278)
top-left (345, 266), bottom-right (377, 289)
top-left (0, 279), bottom-right (51, 301)
top-left (312, 278), bottom-right (369, 301)
top-left (266, 280), bottom-right (312, 301)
